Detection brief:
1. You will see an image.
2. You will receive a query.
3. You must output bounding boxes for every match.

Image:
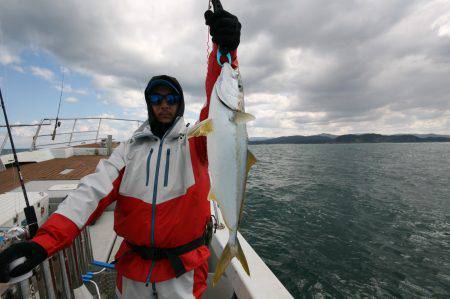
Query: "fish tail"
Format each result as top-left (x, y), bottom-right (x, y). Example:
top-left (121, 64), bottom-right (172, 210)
top-left (213, 243), bottom-right (232, 286)
top-left (236, 238), bottom-right (250, 276)
top-left (213, 239), bottom-right (250, 286)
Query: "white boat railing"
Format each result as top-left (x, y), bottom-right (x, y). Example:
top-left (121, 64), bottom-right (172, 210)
top-left (0, 122), bottom-right (52, 154)
top-left (30, 117), bottom-right (143, 150)
top-left (1, 117), bottom-right (143, 152)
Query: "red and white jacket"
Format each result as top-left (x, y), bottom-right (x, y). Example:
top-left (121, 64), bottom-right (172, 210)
top-left (32, 45), bottom-right (238, 284)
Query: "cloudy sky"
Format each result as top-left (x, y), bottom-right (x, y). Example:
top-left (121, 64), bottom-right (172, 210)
top-left (1, 0), bottom-right (450, 147)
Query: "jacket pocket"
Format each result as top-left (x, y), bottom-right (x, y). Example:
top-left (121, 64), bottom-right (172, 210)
top-left (146, 148), bottom-right (154, 186)
top-left (164, 148), bottom-right (170, 187)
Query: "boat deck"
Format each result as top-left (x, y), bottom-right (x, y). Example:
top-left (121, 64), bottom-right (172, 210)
top-left (74, 142), bottom-right (120, 148)
top-left (0, 155), bottom-right (103, 194)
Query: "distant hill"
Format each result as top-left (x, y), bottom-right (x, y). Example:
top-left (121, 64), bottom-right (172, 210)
top-left (249, 133), bottom-right (450, 144)
top-left (249, 137), bottom-right (270, 142)
top-left (250, 134), bottom-right (334, 144)
top-left (413, 134), bottom-right (450, 139)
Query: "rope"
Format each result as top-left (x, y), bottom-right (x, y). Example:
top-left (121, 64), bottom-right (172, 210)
top-left (88, 280), bottom-right (101, 298)
top-left (91, 267), bottom-right (106, 275)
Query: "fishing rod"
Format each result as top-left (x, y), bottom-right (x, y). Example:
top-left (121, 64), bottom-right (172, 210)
top-left (0, 87), bottom-right (39, 238)
top-left (51, 70), bottom-right (65, 141)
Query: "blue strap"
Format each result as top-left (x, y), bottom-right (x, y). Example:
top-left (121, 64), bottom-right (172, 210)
top-left (91, 260), bottom-right (115, 269)
top-left (216, 50), bottom-right (232, 67)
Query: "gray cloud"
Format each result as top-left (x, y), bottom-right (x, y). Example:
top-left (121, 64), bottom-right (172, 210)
top-left (1, 0), bottom-right (449, 136)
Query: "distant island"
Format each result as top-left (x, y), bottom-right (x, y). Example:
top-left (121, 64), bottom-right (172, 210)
top-left (249, 133), bottom-right (450, 145)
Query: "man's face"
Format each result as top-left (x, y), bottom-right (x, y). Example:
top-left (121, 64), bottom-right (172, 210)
top-left (150, 85), bottom-right (180, 124)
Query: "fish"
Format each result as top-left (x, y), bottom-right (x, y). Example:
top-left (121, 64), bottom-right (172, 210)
top-left (190, 62), bottom-right (256, 285)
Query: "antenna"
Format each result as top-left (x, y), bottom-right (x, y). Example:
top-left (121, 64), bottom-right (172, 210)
top-left (0, 87), bottom-right (39, 237)
top-left (52, 69), bottom-right (65, 141)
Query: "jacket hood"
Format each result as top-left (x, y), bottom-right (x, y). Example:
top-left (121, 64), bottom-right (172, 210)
top-left (144, 75), bottom-right (185, 123)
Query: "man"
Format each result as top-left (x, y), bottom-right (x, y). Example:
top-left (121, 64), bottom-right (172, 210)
top-left (0, 8), bottom-right (241, 298)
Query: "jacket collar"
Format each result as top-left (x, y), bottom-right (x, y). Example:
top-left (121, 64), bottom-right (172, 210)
top-left (132, 117), bottom-right (185, 141)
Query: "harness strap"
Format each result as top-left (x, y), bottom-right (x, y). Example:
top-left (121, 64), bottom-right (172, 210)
top-left (126, 235), bottom-right (205, 278)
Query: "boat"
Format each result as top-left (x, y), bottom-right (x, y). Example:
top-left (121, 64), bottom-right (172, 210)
top-left (0, 116), bottom-right (293, 298)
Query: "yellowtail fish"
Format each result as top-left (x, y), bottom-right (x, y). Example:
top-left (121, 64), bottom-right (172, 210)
top-left (189, 62), bottom-right (256, 285)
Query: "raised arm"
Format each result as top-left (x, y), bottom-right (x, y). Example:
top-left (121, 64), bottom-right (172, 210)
top-left (200, 7), bottom-right (241, 121)
top-left (199, 44), bottom-right (239, 122)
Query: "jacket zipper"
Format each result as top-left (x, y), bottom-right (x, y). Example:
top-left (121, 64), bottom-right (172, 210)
top-left (145, 118), bottom-right (180, 285)
top-left (145, 139), bottom-right (163, 285)
top-left (164, 148), bottom-right (170, 187)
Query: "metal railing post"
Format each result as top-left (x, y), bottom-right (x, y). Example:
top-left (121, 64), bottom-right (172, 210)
top-left (95, 118), bottom-right (102, 144)
top-left (31, 119), bottom-right (45, 150)
top-left (42, 260), bottom-right (57, 299)
top-left (58, 251), bottom-right (73, 299)
top-left (106, 135), bottom-right (113, 155)
top-left (68, 119), bottom-right (77, 146)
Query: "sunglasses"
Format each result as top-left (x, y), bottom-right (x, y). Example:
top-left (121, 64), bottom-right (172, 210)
top-left (149, 94), bottom-right (181, 105)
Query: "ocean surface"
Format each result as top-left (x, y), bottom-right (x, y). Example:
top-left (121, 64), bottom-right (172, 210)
top-left (240, 143), bottom-right (450, 298)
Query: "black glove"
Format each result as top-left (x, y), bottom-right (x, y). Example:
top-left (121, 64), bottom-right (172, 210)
top-left (205, 9), bottom-right (241, 51)
top-left (0, 241), bottom-right (47, 283)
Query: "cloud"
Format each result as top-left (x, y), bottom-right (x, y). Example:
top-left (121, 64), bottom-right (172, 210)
top-left (64, 96), bottom-right (78, 103)
top-left (30, 66), bottom-right (55, 82)
top-left (54, 83), bottom-right (88, 95)
top-left (28, 66), bottom-right (89, 95)
top-left (1, 0), bottom-right (450, 136)
top-left (0, 46), bottom-right (20, 65)
top-left (11, 65), bottom-right (25, 73)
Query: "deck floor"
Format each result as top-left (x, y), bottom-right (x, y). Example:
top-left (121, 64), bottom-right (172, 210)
top-left (0, 155), bottom-right (103, 194)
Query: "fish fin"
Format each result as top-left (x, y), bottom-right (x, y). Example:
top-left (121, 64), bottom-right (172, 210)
top-left (187, 119), bottom-right (213, 138)
top-left (236, 238), bottom-right (250, 276)
top-left (213, 243), bottom-right (233, 286)
top-left (246, 150), bottom-right (257, 175)
top-left (210, 195), bottom-right (232, 230)
top-left (233, 111), bottom-right (255, 124)
top-left (208, 192), bottom-right (217, 202)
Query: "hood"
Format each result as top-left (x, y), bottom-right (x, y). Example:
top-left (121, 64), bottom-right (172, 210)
top-left (144, 75), bottom-right (185, 123)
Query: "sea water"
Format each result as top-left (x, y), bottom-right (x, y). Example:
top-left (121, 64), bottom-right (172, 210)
top-left (241, 143), bottom-right (450, 298)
